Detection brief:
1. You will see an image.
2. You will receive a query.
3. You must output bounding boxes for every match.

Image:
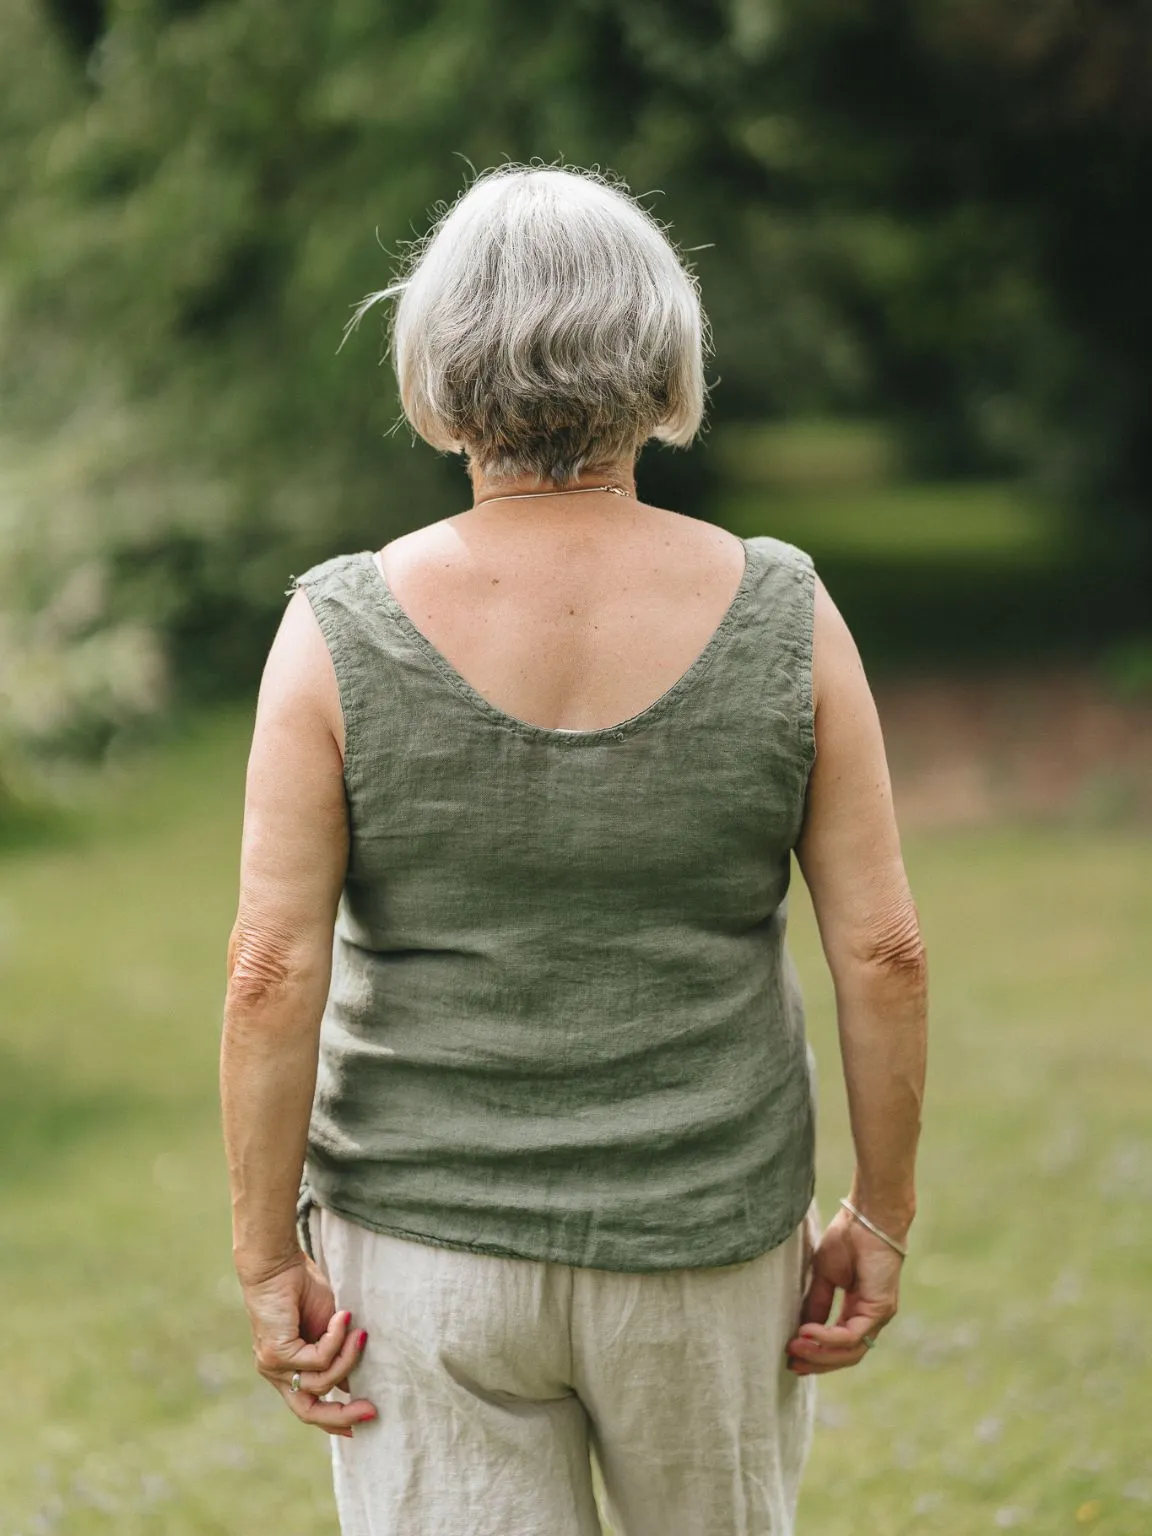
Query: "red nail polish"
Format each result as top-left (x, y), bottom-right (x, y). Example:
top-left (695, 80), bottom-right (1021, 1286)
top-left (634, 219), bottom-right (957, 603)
top-left (357, 1408), bottom-right (377, 1423)
top-left (358, 1330), bottom-right (369, 1350)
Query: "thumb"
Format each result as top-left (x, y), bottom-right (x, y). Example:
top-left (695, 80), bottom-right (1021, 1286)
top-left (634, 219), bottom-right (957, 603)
top-left (299, 1267), bottom-right (339, 1344)
top-left (798, 1268), bottom-right (836, 1328)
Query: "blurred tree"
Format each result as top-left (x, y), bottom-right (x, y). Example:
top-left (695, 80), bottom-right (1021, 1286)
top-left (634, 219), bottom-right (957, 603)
top-left (1, 0), bottom-right (1149, 776)
top-left (0, 0), bottom-right (856, 754)
top-left (770, 0), bottom-right (1152, 576)
top-left (41, 0), bottom-right (105, 58)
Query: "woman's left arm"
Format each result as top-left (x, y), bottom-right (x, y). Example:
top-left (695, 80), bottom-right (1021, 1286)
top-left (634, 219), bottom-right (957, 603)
top-left (220, 587), bottom-right (374, 1436)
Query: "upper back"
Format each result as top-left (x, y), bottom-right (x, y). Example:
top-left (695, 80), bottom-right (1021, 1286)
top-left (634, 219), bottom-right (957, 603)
top-left (370, 506), bottom-right (751, 736)
top-left (290, 522), bottom-right (815, 903)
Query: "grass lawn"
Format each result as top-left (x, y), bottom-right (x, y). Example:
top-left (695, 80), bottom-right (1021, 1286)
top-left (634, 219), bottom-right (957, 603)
top-left (702, 419), bottom-right (1140, 673)
top-left (722, 480), bottom-right (1069, 566)
top-left (1, 706), bottom-right (1149, 1534)
top-left (710, 419), bottom-right (1075, 565)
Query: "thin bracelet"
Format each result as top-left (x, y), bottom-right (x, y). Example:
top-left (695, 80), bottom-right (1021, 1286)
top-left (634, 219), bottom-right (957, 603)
top-left (839, 1198), bottom-right (909, 1258)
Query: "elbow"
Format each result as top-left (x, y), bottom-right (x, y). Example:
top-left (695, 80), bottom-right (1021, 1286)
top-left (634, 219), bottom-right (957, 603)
top-left (225, 925), bottom-right (303, 1015)
top-left (843, 904), bottom-right (928, 988)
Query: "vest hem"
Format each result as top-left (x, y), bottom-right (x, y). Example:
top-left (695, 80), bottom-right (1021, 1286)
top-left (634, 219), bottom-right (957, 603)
top-left (303, 1174), bottom-right (817, 1276)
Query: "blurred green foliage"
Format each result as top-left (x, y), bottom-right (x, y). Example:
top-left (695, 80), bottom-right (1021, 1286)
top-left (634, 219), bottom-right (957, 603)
top-left (1, 0), bottom-right (1150, 780)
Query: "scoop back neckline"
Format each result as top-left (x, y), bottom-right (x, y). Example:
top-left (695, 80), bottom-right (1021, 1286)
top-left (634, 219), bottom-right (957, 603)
top-left (358, 537), bottom-right (760, 744)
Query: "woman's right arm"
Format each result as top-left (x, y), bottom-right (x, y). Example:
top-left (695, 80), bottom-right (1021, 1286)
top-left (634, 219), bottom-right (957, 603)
top-left (787, 573), bottom-right (928, 1374)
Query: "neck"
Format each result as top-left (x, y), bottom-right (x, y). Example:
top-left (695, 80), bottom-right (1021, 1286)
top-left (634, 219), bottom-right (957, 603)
top-left (469, 460), bottom-right (638, 508)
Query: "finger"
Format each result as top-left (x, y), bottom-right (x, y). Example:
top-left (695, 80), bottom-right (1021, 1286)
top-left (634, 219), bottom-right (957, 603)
top-left (788, 1327), bottom-right (866, 1357)
top-left (305, 1398), bottom-right (377, 1432)
top-left (797, 1308), bottom-right (889, 1350)
top-left (289, 1327), bottom-right (368, 1398)
top-left (279, 1384), bottom-right (377, 1433)
top-left (795, 1323), bottom-right (879, 1352)
top-left (272, 1309), bottom-right (354, 1377)
top-left (789, 1354), bottom-right (865, 1374)
top-left (787, 1334), bottom-right (868, 1367)
top-left (796, 1321), bottom-right (860, 1348)
top-left (833, 1304), bottom-right (891, 1348)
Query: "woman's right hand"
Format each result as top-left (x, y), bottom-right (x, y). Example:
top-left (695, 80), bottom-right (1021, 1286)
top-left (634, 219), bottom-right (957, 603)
top-left (785, 1206), bottom-right (904, 1373)
top-left (242, 1254), bottom-right (377, 1436)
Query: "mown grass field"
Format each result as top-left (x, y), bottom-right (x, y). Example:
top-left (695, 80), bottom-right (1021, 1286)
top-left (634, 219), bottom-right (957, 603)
top-left (2, 706), bottom-right (1149, 1535)
top-left (712, 420), bottom-right (1074, 565)
top-left (711, 421), bottom-right (1141, 674)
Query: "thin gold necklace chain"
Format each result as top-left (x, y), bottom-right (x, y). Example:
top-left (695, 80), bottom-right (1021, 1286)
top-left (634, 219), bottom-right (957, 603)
top-left (473, 484), bottom-right (631, 508)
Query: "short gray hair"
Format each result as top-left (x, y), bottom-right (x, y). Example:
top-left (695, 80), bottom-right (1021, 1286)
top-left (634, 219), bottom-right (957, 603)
top-left (346, 164), bottom-right (710, 485)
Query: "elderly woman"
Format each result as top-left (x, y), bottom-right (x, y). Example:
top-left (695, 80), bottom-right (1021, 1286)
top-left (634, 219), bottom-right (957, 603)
top-left (221, 164), bottom-right (927, 1536)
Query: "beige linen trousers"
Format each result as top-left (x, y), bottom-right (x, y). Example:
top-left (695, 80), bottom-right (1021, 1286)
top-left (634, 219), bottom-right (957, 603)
top-left (308, 1199), bottom-right (821, 1536)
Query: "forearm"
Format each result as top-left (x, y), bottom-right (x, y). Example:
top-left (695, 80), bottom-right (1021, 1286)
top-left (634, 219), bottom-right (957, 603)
top-left (220, 967), bottom-right (328, 1283)
top-left (832, 952), bottom-right (927, 1241)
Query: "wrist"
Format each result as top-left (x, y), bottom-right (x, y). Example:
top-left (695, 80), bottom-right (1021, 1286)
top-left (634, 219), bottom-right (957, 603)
top-left (846, 1184), bottom-right (916, 1243)
top-left (232, 1242), bottom-right (304, 1287)
top-left (839, 1197), bottom-right (911, 1257)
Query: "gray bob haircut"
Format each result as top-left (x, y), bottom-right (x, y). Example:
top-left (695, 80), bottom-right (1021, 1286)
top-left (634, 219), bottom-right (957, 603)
top-left (346, 164), bottom-right (710, 485)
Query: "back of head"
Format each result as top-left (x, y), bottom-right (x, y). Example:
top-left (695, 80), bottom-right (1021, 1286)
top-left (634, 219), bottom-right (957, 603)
top-left (349, 164), bottom-right (709, 486)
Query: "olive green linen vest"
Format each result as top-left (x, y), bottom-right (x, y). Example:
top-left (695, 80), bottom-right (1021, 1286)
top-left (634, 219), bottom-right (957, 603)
top-left (291, 534), bottom-right (817, 1273)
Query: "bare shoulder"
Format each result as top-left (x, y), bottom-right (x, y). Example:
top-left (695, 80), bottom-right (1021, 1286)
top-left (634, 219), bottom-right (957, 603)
top-left (811, 571), bottom-right (868, 712)
top-left (237, 585), bottom-right (349, 936)
top-left (256, 586), bottom-right (345, 759)
top-left (376, 519), bottom-right (463, 577)
top-left (642, 506), bottom-right (747, 582)
top-left (373, 520), bottom-right (488, 620)
top-left (652, 505), bottom-right (744, 554)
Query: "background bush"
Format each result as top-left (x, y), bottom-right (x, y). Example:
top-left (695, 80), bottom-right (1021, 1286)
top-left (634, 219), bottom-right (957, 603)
top-left (2, 0), bottom-right (1150, 780)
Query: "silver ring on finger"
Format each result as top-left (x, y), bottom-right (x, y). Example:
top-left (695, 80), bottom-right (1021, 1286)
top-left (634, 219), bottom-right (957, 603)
top-left (862, 1334), bottom-right (878, 1350)
top-left (290, 1370), bottom-right (303, 1393)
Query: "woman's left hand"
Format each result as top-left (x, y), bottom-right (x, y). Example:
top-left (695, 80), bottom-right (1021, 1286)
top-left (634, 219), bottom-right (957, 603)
top-left (242, 1254), bottom-right (376, 1437)
top-left (785, 1205), bottom-right (904, 1374)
